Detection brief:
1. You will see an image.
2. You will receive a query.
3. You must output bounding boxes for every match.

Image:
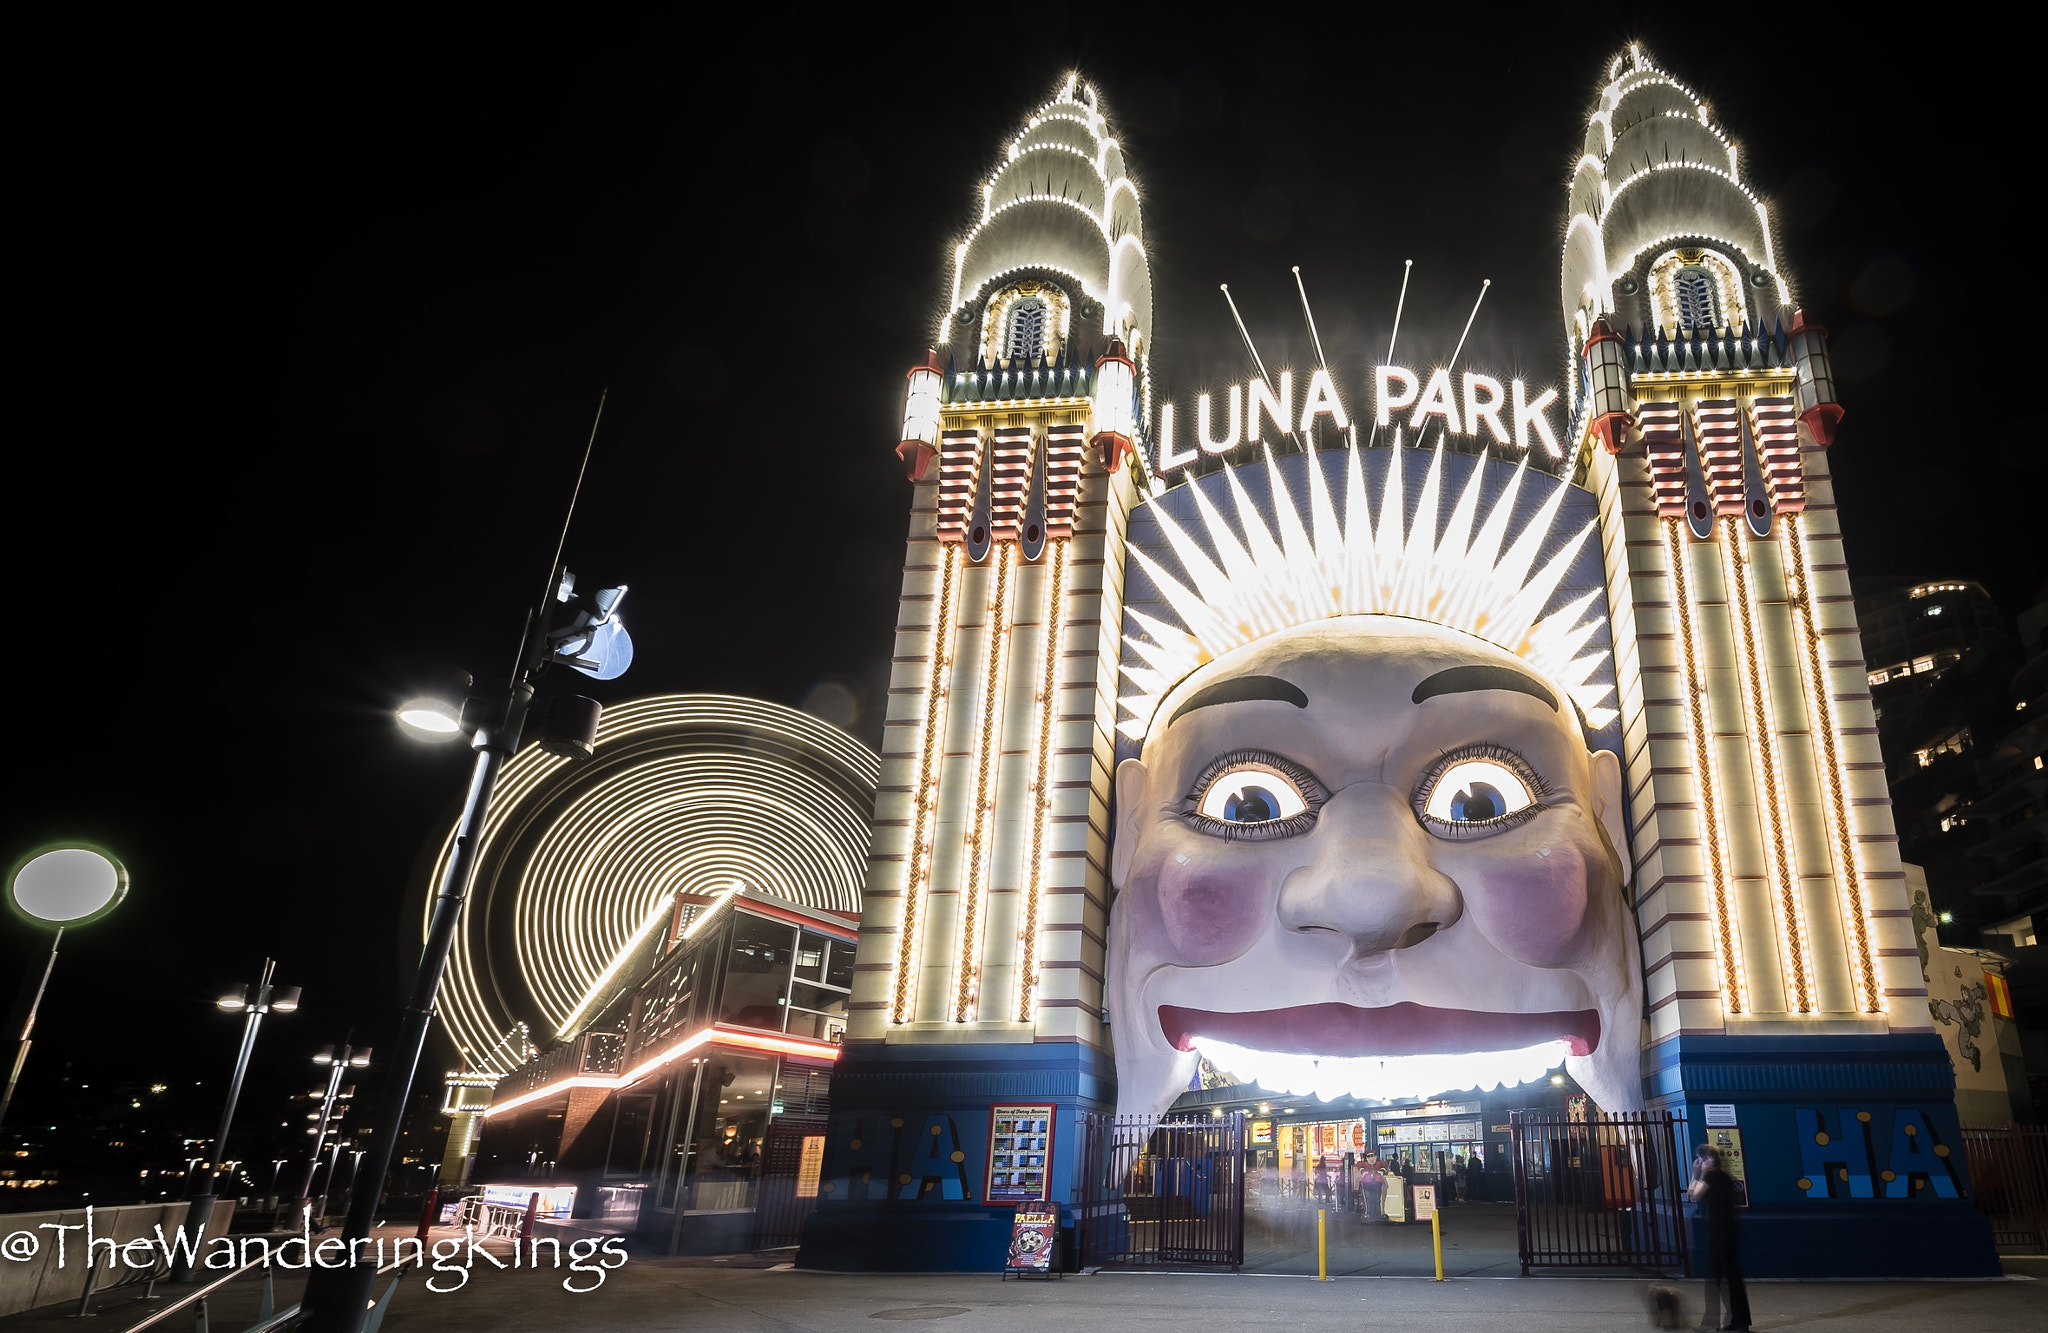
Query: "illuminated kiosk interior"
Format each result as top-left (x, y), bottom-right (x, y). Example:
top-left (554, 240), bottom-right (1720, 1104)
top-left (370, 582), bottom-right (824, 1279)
top-left (433, 694), bottom-right (875, 1253)
top-left (796, 53), bottom-right (1997, 1277)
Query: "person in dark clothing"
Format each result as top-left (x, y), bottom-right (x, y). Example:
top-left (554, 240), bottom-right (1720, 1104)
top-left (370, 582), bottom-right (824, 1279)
top-left (1689, 1146), bottom-right (1750, 1331)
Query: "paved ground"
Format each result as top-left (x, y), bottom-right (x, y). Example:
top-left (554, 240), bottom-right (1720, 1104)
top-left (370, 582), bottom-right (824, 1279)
top-left (11, 1243), bottom-right (2041, 1332)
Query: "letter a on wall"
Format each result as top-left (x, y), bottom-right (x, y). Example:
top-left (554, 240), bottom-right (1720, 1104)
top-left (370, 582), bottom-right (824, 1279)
top-left (1882, 1110), bottom-right (1961, 1199)
top-left (897, 1115), bottom-right (972, 1200)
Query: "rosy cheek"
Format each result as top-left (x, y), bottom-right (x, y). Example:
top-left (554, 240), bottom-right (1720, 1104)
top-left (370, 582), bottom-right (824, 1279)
top-left (1155, 861), bottom-right (1270, 965)
top-left (1472, 842), bottom-right (1591, 965)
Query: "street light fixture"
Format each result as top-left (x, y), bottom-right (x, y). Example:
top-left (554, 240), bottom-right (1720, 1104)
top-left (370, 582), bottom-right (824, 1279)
top-left (2, 844), bottom-right (129, 1129)
top-left (296, 1043), bottom-right (370, 1227)
top-left (176, 958), bottom-right (296, 1279)
top-left (303, 398), bottom-right (632, 1333)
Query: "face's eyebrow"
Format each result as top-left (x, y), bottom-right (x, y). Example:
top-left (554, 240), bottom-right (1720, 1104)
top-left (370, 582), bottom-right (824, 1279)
top-left (1410, 663), bottom-right (1558, 712)
top-left (1167, 675), bottom-right (1309, 727)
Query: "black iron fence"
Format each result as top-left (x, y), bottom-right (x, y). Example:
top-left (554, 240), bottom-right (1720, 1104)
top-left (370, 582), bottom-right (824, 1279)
top-left (1963, 1123), bottom-right (2048, 1251)
top-left (1509, 1109), bottom-right (1689, 1275)
top-left (751, 1116), bottom-right (828, 1250)
top-left (1077, 1112), bottom-right (1245, 1269)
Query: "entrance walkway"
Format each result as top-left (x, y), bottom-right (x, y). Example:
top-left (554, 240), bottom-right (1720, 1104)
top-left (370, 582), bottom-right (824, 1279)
top-left (1245, 1194), bottom-right (1522, 1276)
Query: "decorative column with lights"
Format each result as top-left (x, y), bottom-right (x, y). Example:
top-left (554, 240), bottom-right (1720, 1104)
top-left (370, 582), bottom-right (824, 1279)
top-left (1564, 45), bottom-right (1994, 1277)
top-left (804, 75), bottom-right (1151, 1272)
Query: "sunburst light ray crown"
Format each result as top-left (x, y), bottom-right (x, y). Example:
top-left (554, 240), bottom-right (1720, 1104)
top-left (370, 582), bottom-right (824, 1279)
top-left (1118, 440), bottom-right (1619, 742)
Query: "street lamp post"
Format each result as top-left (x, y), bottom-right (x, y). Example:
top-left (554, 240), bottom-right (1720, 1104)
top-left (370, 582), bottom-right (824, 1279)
top-left (2, 845), bottom-right (129, 1130)
top-left (176, 958), bottom-right (298, 1278)
top-left (301, 403), bottom-right (632, 1333)
top-left (296, 1044), bottom-right (369, 1226)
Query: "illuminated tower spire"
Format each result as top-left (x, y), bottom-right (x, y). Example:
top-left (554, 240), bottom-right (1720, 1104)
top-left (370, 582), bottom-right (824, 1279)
top-left (1567, 45), bottom-right (1983, 1263)
top-left (813, 80), bottom-right (1151, 1264)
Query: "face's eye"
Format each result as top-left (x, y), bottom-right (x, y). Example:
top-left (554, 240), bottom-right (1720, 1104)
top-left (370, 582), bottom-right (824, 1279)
top-left (1197, 767), bottom-right (1308, 824)
top-left (1183, 753), bottom-right (1321, 840)
top-left (1417, 752), bottom-right (1543, 836)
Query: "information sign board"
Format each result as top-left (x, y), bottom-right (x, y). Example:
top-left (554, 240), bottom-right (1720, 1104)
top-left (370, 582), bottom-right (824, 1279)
top-left (1412, 1184), bottom-right (1437, 1221)
top-left (796, 1135), bottom-right (826, 1199)
top-left (987, 1104), bottom-right (1055, 1202)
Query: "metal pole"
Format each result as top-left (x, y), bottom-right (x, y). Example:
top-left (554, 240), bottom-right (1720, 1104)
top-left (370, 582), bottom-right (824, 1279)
top-left (0, 927), bottom-right (62, 1130)
top-left (176, 959), bottom-right (272, 1279)
top-left (300, 694), bottom-right (528, 1333)
top-left (299, 1060), bottom-right (347, 1205)
top-left (666, 1058), bottom-right (708, 1256)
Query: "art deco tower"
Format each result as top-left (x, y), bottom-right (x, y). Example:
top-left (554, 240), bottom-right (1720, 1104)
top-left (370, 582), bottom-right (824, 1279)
top-left (806, 76), bottom-right (1150, 1267)
top-left (1566, 46), bottom-right (1993, 1273)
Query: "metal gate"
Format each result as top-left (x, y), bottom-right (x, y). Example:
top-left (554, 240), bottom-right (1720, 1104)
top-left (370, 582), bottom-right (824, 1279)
top-left (751, 1116), bottom-right (827, 1250)
top-left (1077, 1112), bottom-right (1245, 1269)
top-left (1510, 1109), bottom-right (1689, 1275)
top-left (1963, 1123), bottom-right (2048, 1251)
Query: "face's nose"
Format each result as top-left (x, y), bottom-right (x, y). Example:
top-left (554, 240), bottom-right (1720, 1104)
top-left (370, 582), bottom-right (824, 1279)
top-left (1276, 783), bottom-right (1462, 956)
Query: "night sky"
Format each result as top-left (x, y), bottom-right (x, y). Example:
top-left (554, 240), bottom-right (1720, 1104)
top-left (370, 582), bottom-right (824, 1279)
top-left (5, 13), bottom-right (2018, 1155)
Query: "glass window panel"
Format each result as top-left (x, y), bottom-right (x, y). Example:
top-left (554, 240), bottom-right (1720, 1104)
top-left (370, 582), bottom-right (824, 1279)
top-left (720, 914), bottom-right (796, 1030)
top-left (683, 1052), bottom-right (779, 1213)
top-left (794, 931), bottom-right (831, 984)
top-left (825, 937), bottom-right (855, 990)
top-left (790, 981), bottom-right (846, 1017)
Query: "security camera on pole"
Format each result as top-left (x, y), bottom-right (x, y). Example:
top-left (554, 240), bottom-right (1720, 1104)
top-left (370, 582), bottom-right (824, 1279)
top-left (301, 397), bottom-right (632, 1333)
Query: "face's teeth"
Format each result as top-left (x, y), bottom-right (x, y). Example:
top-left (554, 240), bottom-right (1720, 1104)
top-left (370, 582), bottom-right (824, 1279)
top-left (1192, 1037), bottom-right (1571, 1102)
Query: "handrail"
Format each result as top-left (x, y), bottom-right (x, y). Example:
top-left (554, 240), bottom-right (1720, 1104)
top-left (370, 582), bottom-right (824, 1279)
top-left (102, 1231), bottom-right (303, 1333)
top-left (243, 1253), bottom-right (418, 1333)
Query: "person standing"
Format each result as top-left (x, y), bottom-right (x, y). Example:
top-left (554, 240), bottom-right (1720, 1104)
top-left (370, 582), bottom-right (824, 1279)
top-left (1361, 1156), bottom-right (1385, 1223)
top-left (1689, 1145), bottom-right (1750, 1331)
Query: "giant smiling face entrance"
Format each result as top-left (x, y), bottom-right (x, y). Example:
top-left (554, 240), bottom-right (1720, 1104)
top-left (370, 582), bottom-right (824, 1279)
top-left (1108, 442), bottom-right (1637, 1121)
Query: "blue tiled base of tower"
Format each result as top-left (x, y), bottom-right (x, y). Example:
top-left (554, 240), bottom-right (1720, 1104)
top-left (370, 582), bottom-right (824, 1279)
top-left (797, 1040), bottom-right (1113, 1272)
top-left (1644, 1033), bottom-right (2000, 1278)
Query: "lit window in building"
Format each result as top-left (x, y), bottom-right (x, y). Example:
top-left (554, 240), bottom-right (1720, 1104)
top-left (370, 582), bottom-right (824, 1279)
top-left (1673, 267), bottom-right (1719, 331)
top-left (1006, 297), bottom-right (1048, 362)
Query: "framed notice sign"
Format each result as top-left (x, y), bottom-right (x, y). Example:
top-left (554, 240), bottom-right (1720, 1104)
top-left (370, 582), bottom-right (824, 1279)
top-left (1004, 1205), bottom-right (1059, 1276)
top-left (795, 1135), bottom-right (826, 1199)
top-left (987, 1103), bottom-right (1055, 1203)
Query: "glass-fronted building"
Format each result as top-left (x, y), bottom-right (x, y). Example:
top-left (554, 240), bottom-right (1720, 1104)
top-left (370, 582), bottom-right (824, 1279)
top-left (474, 889), bottom-right (852, 1253)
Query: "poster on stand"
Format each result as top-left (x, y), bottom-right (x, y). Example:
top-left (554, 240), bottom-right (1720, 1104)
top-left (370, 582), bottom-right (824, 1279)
top-left (1005, 1205), bottom-right (1059, 1274)
top-left (987, 1103), bottom-right (1056, 1203)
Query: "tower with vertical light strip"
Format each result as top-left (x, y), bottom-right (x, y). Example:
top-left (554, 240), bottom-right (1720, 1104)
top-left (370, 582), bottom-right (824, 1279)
top-left (1566, 44), bottom-right (1991, 1272)
top-left (802, 75), bottom-right (1147, 1268)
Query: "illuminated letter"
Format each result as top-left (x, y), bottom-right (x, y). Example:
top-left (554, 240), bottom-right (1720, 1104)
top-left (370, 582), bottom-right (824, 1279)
top-left (1512, 379), bottom-right (1562, 458)
top-left (1155, 402), bottom-right (1198, 473)
top-left (1196, 386), bottom-right (1243, 455)
top-left (1298, 367), bottom-right (1350, 432)
top-left (826, 1115), bottom-right (897, 1201)
top-left (1794, 1108), bottom-right (1874, 1198)
top-left (1881, 1110), bottom-right (1961, 1199)
top-left (897, 1115), bottom-right (971, 1201)
top-left (1375, 365), bottom-right (1418, 427)
top-left (1462, 372), bottom-right (1508, 445)
top-left (1407, 368), bottom-right (1462, 435)
top-left (1248, 371), bottom-right (1294, 444)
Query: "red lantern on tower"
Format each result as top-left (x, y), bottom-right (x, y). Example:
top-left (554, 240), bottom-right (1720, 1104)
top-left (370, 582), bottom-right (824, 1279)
top-left (896, 349), bottom-right (944, 480)
top-left (1582, 317), bottom-right (1634, 455)
top-left (1091, 340), bottom-right (1137, 470)
top-left (1787, 309), bottom-right (1844, 447)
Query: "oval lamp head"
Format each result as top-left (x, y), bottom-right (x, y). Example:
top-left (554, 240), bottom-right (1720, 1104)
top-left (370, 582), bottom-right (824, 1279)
top-left (313, 1045), bottom-right (336, 1065)
top-left (268, 986), bottom-right (302, 1014)
top-left (349, 1048), bottom-right (373, 1067)
top-left (7, 845), bottom-right (129, 929)
top-left (397, 698), bottom-right (465, 740)
top-left (218, 986), bottom-right (251, 1011)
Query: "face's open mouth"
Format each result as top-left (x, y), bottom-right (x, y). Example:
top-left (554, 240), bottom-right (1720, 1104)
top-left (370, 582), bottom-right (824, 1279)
top-left (1159, 1001), bottom-right (1600, 1059)
top-left (1160, 1002), bottom-right (1601, 1102)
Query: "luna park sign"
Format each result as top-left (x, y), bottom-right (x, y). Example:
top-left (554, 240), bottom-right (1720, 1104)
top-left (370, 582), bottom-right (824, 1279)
top-left (1153, 363), bottom-right (1562, 476)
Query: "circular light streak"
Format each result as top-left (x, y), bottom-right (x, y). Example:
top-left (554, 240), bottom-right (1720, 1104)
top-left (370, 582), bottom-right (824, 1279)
top-left (425, 694), bottom-right (877, 1062)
